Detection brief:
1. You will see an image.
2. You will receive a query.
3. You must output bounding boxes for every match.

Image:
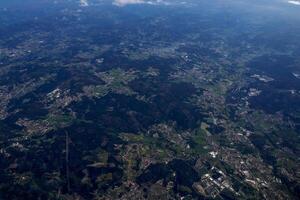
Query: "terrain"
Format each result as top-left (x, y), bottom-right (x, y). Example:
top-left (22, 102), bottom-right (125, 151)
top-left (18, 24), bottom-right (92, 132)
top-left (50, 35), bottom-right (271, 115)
top-left (0, 0), bottom-right (299, 199)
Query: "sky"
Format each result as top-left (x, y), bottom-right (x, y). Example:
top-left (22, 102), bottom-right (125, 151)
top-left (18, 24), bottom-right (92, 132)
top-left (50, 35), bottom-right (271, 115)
top-left (105, 0), bottom-right (300, 7)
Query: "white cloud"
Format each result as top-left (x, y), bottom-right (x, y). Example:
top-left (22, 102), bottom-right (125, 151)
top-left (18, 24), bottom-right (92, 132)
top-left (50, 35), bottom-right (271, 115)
top-left (80, 0), bottom-right (89, 7)
top-left (288, 0), bottom-right (300, 5)
top-left (113, 0), bottom-right (145, 6)
top-left (113, 0), bottom-right (167, 6)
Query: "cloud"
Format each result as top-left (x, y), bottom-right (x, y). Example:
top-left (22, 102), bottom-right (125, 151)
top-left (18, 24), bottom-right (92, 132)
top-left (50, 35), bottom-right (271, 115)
top-left (113, 0), bottom-right (167, 6)
top-left (288, 0), bottom-right (300, 5)
top-left (80, 0), bottom-right (89, 7)
top-left (113, 0), bottom-right (145, 6)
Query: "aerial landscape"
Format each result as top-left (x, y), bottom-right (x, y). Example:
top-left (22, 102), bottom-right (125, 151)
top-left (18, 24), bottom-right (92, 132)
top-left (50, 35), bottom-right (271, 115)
top-left (0, 0), bottom-right (299, 199)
